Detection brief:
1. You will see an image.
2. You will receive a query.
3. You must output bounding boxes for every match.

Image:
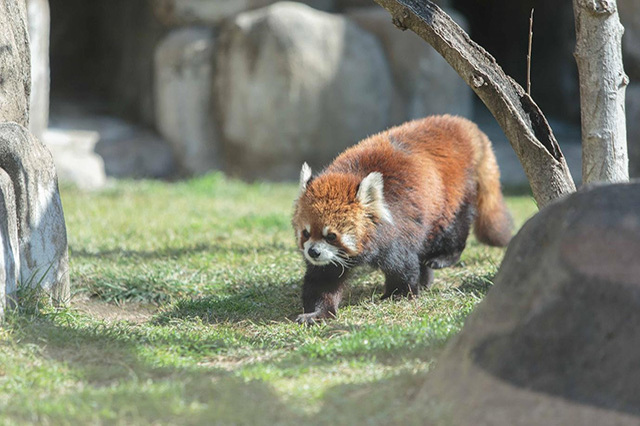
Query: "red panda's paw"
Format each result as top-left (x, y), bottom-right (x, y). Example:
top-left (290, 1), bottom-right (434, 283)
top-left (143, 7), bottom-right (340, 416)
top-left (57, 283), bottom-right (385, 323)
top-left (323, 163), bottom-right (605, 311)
top-left (296, 311), bottom-right (335, 326)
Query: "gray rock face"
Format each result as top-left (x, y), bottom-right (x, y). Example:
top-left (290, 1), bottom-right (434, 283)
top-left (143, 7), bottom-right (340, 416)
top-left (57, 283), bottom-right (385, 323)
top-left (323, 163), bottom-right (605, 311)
top-left (49, 106), bottom-right (176, 179)
top-left (627, 84), bottom-right (640, 178)
top-left (26, 0), bottom-right (50, 140)
top-left (425, 182), bottom-right (640, 425)
top-left (91, 118), bottom-right (176, 179)
top-left (43, 129), bottom-right (107, 190)
top-left (155, 28), bottom-right (220, 175)
top-left (0, 169), bottom-right (20, 320)
top-left (619, 0), bottom-right (640, 80)
top-left (96, 129), bottom-right (175, 179)
top-left (347, 7), bottom-right (472, 124)
top-left (0, 0), bottom-right (31, 126)
top-left (216, 2), bottom-right (392, 180)
top-left (0, 123), bottom-right (70, 305)
top-left (152, 0), bottom-right (335, 26)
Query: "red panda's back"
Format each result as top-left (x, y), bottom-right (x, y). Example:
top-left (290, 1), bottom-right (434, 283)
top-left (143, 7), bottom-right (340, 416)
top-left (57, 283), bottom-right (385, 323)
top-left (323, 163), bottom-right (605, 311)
top-left (327, 115), bottom-right (480, 226)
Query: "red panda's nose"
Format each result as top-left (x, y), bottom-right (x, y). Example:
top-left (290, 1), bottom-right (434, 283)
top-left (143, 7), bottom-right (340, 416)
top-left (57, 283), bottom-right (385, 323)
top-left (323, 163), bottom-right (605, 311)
top-left (308, 246), bottom-right (321, 259)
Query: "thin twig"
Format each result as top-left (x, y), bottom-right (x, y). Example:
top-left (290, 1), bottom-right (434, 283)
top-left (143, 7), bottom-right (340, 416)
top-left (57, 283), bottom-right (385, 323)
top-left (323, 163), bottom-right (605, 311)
top-left (527, 9), bottom-right (534, 96)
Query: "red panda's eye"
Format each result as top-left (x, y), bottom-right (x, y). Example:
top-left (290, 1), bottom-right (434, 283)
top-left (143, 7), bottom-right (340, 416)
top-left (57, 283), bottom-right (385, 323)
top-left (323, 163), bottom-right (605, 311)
top-left (302, 229), bottom-right (310, 239)
top-left (325, 232), bottom-right (337, 242)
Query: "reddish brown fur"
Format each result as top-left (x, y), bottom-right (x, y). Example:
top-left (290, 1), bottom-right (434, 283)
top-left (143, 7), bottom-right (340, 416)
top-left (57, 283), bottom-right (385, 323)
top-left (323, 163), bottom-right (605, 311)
top-left (292, 115), bottom-right (512, 324)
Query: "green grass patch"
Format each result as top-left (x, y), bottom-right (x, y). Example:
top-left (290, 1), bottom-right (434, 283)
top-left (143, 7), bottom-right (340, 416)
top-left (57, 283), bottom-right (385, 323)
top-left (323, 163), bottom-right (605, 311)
top-left (0, 173), bottom-right (537, 424)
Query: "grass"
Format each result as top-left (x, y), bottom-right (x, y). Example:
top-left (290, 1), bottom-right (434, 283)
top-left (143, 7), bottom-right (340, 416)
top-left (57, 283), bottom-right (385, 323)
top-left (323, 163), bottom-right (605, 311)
top-left (0, 173), bottom-right (537, 425)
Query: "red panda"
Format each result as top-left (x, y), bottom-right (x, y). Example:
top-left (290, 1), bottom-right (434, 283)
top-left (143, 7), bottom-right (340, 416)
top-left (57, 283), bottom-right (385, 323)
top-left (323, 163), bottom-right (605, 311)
top-left (292, 115), bottom-right (512, 324)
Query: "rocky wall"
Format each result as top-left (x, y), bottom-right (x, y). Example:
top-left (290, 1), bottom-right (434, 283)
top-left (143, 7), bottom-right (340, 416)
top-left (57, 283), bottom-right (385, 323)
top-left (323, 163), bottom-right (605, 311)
top-left (44, 0), bottom-right (640, 181)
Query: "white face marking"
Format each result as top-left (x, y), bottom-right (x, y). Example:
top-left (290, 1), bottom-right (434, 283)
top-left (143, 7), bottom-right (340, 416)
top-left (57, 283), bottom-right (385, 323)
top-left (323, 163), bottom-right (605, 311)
top-left (303, 239), bottom-right (339, 266)
top-left (322, 226), bottom-right (329, 237)
top-left (340, 234), bottom-right (357, 253)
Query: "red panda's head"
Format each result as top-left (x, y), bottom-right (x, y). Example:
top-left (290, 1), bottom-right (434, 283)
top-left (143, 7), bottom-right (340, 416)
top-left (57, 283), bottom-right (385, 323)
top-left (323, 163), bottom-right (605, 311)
top-left (292, 163), bottom-right (393, 266)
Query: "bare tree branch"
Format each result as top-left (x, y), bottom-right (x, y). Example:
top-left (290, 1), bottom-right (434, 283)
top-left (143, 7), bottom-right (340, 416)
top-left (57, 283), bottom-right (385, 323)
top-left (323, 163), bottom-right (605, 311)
top-left (573, 0), bottom-right (628, 183)
top-left (527, 9), bottom-right (533, 96)
top-left (372, 0), bottom-right (576, 207)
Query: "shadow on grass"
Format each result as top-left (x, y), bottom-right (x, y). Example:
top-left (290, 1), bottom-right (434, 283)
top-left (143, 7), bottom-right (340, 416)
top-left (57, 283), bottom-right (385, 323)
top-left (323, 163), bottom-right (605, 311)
top-left (153, 280), bottom-right (302, 324)
top-left (154, 270), bottom-right (383, 325)
top-left (456, 273), bottom-right (495, 297)
top-left (4, 311), bottom-right (305, 424)
top-left (317, 370), bottom-right (451, 425)
top-left (4, 305), bottom-right (454, 425)
top-left (70, 242), bottom-right (292, 261)
top-left (143, 262), bottom-right (383, 325)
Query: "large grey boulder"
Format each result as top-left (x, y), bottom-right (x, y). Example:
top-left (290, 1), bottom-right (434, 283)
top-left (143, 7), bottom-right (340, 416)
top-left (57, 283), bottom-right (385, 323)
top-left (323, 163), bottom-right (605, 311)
top-left (0, 123), bottom-right (70, 305)
top-left (151, 0), bottom-right (335, 26)
top-left (155, 28), bottom-right (220, 175)
top-left (627, 83), bottom-right (640, 178)
top-left (0, 0), bottom-right (31, 126)
top-left (0, 169), bottom-right (20, 320)
top-left (91, 118), bottom-right (176, 179)
top-left (423, 182), bottom-right (640, 425)
top-left (43, 129), bottom-right (107, 190)
top-left (26, 0), bottom-right (50, 140)
top-left (347, 7), bottom-right (472, 124)
top-left (619, 0), bottom-right (640, 80)
top-left (49, 107), bottom-right (176, 179)
top-left (216, 2), bottom-right (392, 180)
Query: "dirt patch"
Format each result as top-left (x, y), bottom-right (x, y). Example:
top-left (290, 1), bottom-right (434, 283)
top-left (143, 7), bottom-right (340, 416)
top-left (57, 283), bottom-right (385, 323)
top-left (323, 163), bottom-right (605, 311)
top-left (73, 296), bottom-right (157, 324)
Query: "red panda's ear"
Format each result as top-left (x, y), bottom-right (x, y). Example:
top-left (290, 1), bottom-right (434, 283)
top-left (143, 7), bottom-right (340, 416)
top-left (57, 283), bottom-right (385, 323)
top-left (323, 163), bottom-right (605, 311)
top-left (356, 172), bottom-right (393, 224)
top-left (299, 162), bottom-right (312, 195)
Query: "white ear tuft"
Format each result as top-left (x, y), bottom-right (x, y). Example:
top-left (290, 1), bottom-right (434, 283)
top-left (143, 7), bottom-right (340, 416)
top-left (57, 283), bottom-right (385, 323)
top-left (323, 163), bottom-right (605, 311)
top-left (299, 162), bottom-right (312, 194)
top-left (356, 172), bottom-right (393, 224)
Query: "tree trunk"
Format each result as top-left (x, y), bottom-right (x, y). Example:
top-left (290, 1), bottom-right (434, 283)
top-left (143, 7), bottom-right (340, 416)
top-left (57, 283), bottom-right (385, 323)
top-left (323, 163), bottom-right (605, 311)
top-left (573, 0), bottom-right (629, 184)
top-left (371, 0), bottom-right (576, 208)
top-left (0, 0), bottom-right (70, 318)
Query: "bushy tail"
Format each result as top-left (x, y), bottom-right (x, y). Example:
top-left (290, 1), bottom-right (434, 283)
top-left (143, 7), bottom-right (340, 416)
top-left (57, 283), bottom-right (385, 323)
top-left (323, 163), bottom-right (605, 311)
top-left (473, 132), bottom-right (513, 247)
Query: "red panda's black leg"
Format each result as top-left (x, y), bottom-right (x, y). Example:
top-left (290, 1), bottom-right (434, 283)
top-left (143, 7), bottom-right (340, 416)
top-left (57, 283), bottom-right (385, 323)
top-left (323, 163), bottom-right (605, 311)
top-left (423, 199), bottom-right (474, 270)
top-left (297, 264), bottom-right (348, 325)
top-left (419, 262), bottom-right (435, 289)
top-left (380, 255), bottom-right (421, 299)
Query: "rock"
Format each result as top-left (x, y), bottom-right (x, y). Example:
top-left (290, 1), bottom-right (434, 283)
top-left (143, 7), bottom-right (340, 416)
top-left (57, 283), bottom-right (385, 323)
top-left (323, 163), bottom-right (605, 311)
top-left (155, 28), bottom-right (220, 175)
top-left (0, 123), bottom-right (69, 305)
top-left (423, 182), bottom-right (640, 425)
top-left (48, 107), bottom-right (176, 179)
top-left (26, 0), bottom-right (50, 140)
top-left (151, 0), bottom-right (335, 26)
top-left (216, 2), bottom-right (392, 180)
top-left (619, 0), bottom-right (640, 80)
top-left (347, 7), bottom-right (472, 124)
top-left (627, 84), bottom-right (640, 178)
top-left (0, 0), bottom-right (31, 125)
top-left (0, 169), bottom-right (20, 321)
top-left (94, 123), bottom-right (175, 179)
top-left (335, 0), bottom-right (451, 12)
top-left (42, 129), bottom-right (107, 190)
